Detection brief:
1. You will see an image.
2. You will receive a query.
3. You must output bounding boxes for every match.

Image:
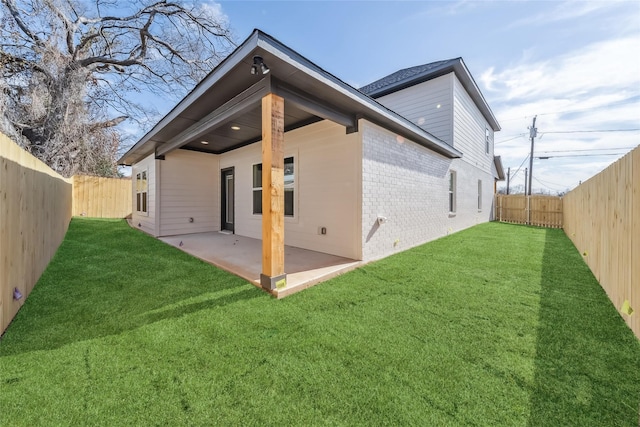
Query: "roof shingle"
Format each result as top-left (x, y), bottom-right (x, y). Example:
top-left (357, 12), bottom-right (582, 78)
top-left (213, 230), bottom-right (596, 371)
top-left (359, 58), bottom-right (459, 97)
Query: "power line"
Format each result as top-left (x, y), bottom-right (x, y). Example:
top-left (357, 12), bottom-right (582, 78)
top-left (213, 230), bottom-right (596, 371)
top-left (509, 153), bottom-right (530, 181)
top-left (495, 133), bottom-right (526, 145)
top-left (533, 176), bottom-right (566, 191)
top-left (536, 153), bottom-right (625, 159)
top-left (542, 128), bottom-right (640, 134)
top-left (538, 146), bottom-right (636, 153)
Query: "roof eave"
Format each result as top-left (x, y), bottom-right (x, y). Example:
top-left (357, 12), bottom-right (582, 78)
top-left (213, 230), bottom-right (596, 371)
top-left (118, 30), bottom-right (262, 165)
top-left (493, 155), bottom-right (506, 181)
top-left (255, 32), bottom-right (461, 158)
top-left (119, 29), bottom-right (464, 165)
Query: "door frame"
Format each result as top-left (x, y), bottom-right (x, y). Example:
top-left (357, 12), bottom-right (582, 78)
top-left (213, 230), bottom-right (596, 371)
top-left (221, 167), bottom-right (235, 232)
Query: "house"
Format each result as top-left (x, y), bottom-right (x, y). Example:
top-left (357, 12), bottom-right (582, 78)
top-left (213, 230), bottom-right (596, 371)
top-left (118, 29), bottom-right (502, 292)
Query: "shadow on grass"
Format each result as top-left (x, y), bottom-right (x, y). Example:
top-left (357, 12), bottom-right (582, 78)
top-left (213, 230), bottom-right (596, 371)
top-left (0, 219), bottom-right (263, 357)
top-left (528, 228), bottom-right (640, 425)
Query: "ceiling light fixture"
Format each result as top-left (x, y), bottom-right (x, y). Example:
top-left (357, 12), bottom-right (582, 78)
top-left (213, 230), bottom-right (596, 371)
top-left (250, 55), bottom-right (270, 75)
top-left (231, 126), bottom-right (241, 131)
top-left (200, 141), bottom-right (209, 145)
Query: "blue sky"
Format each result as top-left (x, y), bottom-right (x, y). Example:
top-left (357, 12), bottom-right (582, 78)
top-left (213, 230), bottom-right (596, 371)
top-left (163, 0), bottom-right (640, 193)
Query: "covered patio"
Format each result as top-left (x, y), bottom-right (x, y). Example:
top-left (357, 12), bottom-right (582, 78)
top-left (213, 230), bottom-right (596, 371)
top-left (120, 30), bottom-right (457, 295)
top-left (160, 232), bottom-right (361, 298)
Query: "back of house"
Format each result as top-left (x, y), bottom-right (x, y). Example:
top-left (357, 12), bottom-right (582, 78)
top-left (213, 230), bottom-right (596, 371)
top-left (119, 29), bottom-right (503, 292)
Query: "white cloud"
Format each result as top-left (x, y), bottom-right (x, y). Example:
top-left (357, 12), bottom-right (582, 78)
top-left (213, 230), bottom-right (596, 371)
top-left (486, 35), bottom-right (640, 193)
top-left (505, 0), bottom-right (628, 29)
top-left (483, 37), bottom-right (640, 102)
top-left (196, 1), bottom-right (228, 24)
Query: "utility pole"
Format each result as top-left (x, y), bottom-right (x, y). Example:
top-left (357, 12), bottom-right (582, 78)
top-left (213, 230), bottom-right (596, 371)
top-left (524, 168), bottom-right (528, 195)
top-left (506, 167), bottom-right (511, 195)
top-left (527, 116), bottom-right (537, 195)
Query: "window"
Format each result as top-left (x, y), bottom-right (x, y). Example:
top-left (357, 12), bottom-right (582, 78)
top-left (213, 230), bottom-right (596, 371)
top-left (478, 179), bottom-right (482, 211)
top-left (449, 171), bottom-right (457, 213)
top-left (252, 163), bottom-right (262, 214)
top-left (485, 128), bottom-right (491, 154)
top-left (136, 170), bottom-right (148, 214)
top-left (253, 157), bottom-right (294, 217)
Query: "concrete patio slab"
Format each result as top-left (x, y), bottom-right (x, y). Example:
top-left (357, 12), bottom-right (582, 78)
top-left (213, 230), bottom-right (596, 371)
top-left (159, 232), bottom-right (361, 297)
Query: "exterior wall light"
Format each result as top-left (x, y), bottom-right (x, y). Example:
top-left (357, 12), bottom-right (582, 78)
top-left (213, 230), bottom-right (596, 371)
top-left (250, 55), bottom-right (269, 75)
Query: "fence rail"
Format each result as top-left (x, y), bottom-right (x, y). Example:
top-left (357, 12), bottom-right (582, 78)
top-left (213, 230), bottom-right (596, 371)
top-left (563, 146), bottom-right (639, 339)
top-left (72, 175), bottom-right (132, 218)
top-left (495, 194), bottom-right (563, 228)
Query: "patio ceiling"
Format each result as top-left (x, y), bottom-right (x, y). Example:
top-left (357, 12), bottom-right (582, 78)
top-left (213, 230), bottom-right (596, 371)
top-left (118, 29), bottom-right (462, 166)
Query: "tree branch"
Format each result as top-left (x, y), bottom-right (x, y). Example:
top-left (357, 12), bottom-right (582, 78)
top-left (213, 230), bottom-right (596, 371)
top-left (42, 0), bottom-right (74, 54)
top-left (89, 115), bottom-right (128, 131)
top-left (0, 52), bottom-right (53, 81)
top-left (1, 0), bottom-right (49, 47)
top-left (0, 0), bottom-right (235, 177)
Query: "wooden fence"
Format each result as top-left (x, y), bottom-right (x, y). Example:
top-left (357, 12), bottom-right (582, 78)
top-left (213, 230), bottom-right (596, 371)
top-left (72, 175), bottom-right (132, 218)
top-left (495, 194), bottom-right (563, 228)
top-left (1, 133), bottom-right (132, 334)
top-left (563, 146), bottom-right (639, 339)
top-left (0, 133), bottom-right (72, 334)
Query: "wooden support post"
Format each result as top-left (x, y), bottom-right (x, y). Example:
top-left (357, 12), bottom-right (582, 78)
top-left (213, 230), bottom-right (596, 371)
top-left (260, 93), bottom-right (286, 290)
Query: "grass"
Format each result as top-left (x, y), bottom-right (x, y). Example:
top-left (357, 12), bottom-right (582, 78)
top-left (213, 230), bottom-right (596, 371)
top-left (1, 218), bottom-right (639, 426)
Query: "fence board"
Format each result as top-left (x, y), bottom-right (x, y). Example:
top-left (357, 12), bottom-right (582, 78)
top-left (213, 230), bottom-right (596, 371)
top-left (632, 148), bottom-right (639, 337)
top-left (0, 133), bottom-right (72, 334)
top-left (495, 194), bottom-right (563, 228)
top-left (72, 175), bottom-right (132, 218)
top-left (563, 146), bottom-right (639, 340)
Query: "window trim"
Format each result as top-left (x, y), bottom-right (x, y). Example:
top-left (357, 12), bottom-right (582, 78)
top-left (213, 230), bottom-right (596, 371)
top-left (252, 162), bottom-right (263, 215)
top-left (449, 170), bottom-right (457, 215)
top-left (252, 156), bottom-right (296, 218)
top-left (485, 127), bottom-right (491, 154)
top-left (135, 168), bottom-right (149, 216)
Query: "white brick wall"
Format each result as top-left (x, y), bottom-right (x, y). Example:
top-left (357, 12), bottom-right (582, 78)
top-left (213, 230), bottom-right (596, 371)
top-left (361, 121), bottom-right (494, 262)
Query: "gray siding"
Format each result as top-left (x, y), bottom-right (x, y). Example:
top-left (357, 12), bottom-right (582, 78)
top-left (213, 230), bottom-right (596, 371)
top-left (375, 74), bottom-right (453, 145)
top-left (453, 75), bottom-right (493, 173)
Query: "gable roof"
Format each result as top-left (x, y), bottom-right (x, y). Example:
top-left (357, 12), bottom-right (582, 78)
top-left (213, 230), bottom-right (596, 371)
top-left (359, 58), bottom-right (501, 132)
top-left (118, 29), bottom-right (462, 166)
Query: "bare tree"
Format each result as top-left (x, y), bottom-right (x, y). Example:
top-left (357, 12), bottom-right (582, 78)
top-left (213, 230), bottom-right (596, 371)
top-left (0, 0), bottom-right (234, 177)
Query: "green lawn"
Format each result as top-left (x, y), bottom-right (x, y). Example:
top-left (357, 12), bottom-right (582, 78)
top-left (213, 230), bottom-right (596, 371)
top-left (1, 219), bottom-right (639, 426)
